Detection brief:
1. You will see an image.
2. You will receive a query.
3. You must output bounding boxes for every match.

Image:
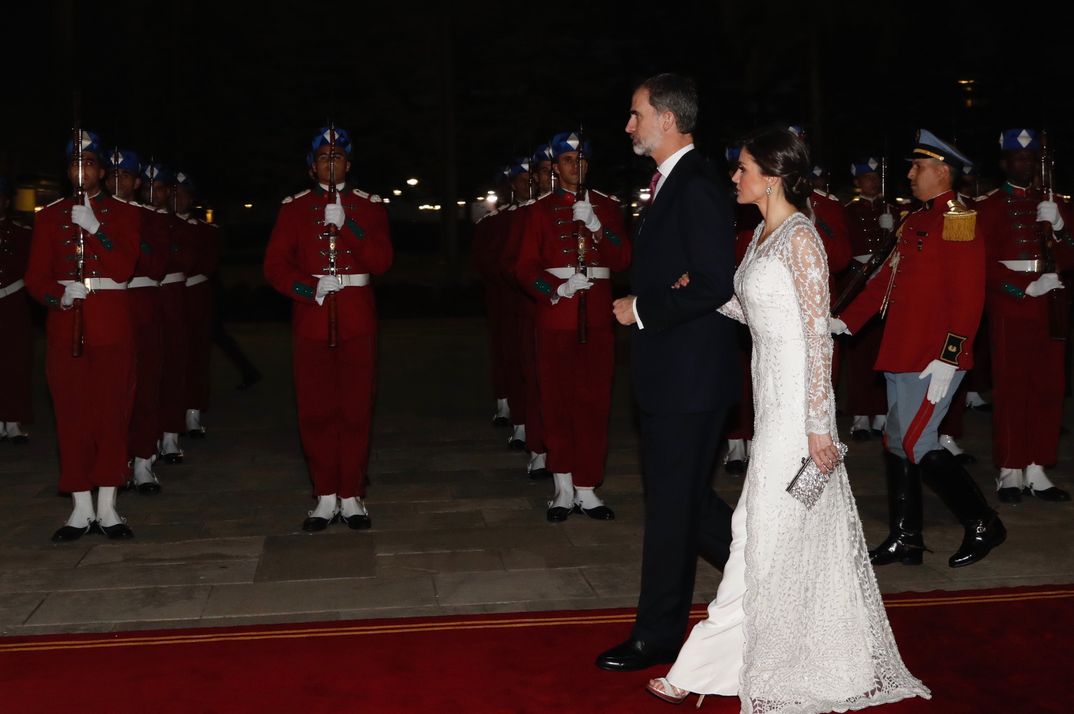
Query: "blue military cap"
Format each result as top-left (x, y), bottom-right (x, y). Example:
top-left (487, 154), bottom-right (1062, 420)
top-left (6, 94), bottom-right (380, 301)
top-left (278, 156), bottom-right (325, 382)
top-left (725, 145), bottom-right (741, 163)
top-left (787, 125), bottom-right (806, 140)
top-left (64, 130), bottom-right (103, 158)
top-left (175, 170), bottom-right (196, 191)
top-left (999, 128), bottom-right (1039, 152)
top-left (532, 143), bottom-right (553, 165)
top-left (811, 165), bottom-right (827, 178)
top-left (307, 126), bottom-right (353, 165)
top-left (851, 157), bottom-right (880, 177)
top-left (908, 129), bottom-right (973, 173)
top-left (107, 147), bottom-right (141, 173)
top-left (142, 163), bottom-right (174, 185)
top-left (550, 131), bottom-right (591, 159)
top-left (506, 157), bottom-right (531, 178)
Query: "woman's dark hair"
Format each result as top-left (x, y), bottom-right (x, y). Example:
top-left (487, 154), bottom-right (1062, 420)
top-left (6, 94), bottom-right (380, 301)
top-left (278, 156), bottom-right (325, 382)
top-left (741, 126), bottom-right (813, 212)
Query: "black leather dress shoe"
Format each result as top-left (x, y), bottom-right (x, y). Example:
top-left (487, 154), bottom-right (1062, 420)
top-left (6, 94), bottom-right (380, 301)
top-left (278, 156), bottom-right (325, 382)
top-left (574, 504), bottom-right (615, 520)
top-left (851, 428), bottom-right (871, 442)
top-left (340, 513), bottom-right (372, 530)
top-left (99, 522), bottom-right (134, 540)
top-left (51, 524), bottom-right (93, 542)
top-left (302, 515), bottom-right (333, 532)
top-left (949, 514), bottom-right (1006, 568)
top-left (997, 487), bottom-right (1022, 504)
top-left (136, 481), bottom-right (162, 495)
top-left (595, 639), bottom-right (678, 672)
top-left (160, 452), bottom-right (183, 465)
top-left (954, 452), bottom-right (976, 466)
top-left (724, 459), bottom-right (746, 475)
top-left (187, 428), bottom-right (207, 440)
top-left (871, 428), bottom-right (884, 437)
top-left (1024, 485), bottom-right (1071, 502)
top-left (546, 506), bottom-right (571, 522)
top-left (11, 434), bottom-right (29, 445)
top-left (492, 416), bottom-right (510, 427)
top-left (528, 468), bottom-right (551, 480)
top-left (507, 438), bottom-right (526, 451)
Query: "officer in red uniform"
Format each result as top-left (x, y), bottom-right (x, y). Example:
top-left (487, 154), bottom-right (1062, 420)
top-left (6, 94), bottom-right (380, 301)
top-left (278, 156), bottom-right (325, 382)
top-left (835, 129), bottom-right (1005, 569)
top-left (173, 171), bottom-right (218, 439)
top-left (841, 157), bottom-right (894, 440)
top-left (0, 177), bottom-right (34, 444)
top-left (264, 126), bottom-right (393, 532)
top-left (977, 128), bottom-right (1073, 503)
top-left (516, 131), bottom-right (631, 521)
top-left (26, 131), bottom-right (140, 541)
top-left (106, 149), bottom-right (169, 493)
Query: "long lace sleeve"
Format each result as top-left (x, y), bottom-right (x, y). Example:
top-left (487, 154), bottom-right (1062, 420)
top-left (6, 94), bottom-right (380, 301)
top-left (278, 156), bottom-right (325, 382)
top-left (717, 294), bottom-right (746, 323)
top-left (785, 220), bottom-right (833, 434)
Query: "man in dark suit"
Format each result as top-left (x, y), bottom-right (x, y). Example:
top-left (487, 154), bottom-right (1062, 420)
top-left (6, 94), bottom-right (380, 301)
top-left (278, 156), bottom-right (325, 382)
top-left (597, 74), bottom-right (740, 671)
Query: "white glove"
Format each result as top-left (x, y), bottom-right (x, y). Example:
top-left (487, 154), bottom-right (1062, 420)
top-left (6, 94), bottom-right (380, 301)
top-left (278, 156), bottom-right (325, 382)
top-left (878, 213), bottom-right (894, 231)
top-left (572, 199), bottom-right (602, 233)
top-left (70, 196), bottom-right (100, 235)
top-left (830, 317), bottom-right (850, 335)
top-left (1025, 272), bottom-right (1064, 297)
top-left (324, 194), bottom-right (345, 230)
top-left (555, 272), bottom-right (593, 300)
top-left (61, 281), bottom-right (88, 308)
top-left (1037, 200), bottom-right (1065, 231)
top-left (919, 359), bottom-right (958, 405)
top-left (314, 275), bottom-right (343, 305)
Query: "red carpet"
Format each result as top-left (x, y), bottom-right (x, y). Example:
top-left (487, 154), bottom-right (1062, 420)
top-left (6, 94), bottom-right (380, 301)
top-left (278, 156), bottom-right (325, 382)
top-left (2, 585), bottom-right (1072, 713)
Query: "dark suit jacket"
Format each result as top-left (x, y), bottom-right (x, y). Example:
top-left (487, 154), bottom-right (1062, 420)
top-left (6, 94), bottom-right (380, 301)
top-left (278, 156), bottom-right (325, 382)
top-left (630, 148), bottom-right (740, 415)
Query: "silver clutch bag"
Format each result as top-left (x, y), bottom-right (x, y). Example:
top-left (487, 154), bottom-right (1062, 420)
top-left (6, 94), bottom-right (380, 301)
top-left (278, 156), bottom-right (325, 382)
top-left (786, 441), bottom-right (848, 509)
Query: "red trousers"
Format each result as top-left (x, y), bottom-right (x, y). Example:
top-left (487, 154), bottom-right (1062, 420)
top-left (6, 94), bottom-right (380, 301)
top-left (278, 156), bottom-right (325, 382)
top-left (128, 289), bottom-right (163, 459)
top-left (519, 309), bottom-right (545, 453)
top-left (47, 340), bottom-right (134, 492)
top-left (989, 310), bottom-right (1064, 468)
top-left (536, 329), bottom-right (614, 487)
top-left (502, 288), bottom-right (526, 426)
top-left (483, 283), bottom-right (510, 400)
top-left (842, 318), bottom-right (887, 416)
top-left (158, 283), bottom-right (188, 433)
top-left (0, 291), bottom-right (34, 423)
top-left (185, 282), bottom-right (213, 411)
top-left (293, 335), bottom-right (376, 498)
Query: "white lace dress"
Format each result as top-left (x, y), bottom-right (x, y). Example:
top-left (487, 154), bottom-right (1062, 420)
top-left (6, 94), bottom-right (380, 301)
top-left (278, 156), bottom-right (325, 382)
top-left (666, 213), bottom-right (930, 713)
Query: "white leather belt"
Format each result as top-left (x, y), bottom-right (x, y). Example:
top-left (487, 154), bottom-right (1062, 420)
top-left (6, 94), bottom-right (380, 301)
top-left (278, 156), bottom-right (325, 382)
top-left (185, 274), bottom-right (208, 287)
top-left (545, 266), bottom-right (611, 280)
top-left (60, 278), bottom-right (127, 291)
top-left (853, 254), bottom-right (872, 264)
top-left (315, 273), bottom-right (370, 287)
top-left (1000, 259), bottom-right (1043, 273)
top-left (0, 279), bottom-right (25, 299)
top-left (128, 277), bottom-right (160, 289)
top-left (161, 272), bottom-right (187, 285)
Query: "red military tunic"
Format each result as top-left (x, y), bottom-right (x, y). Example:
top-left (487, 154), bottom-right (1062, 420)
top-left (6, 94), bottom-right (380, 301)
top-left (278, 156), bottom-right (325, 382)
top-left (25, 193), bottom-right (140, 492)
top-left (977, 183), bottom-right (1074, 469)
top-left (264, 184), bottom-right (393, 498)
top-left (515, 188), bottom-right (630, 487)
top-left (0, 215), bottom-right (34, 425)
top-left (127, 203), bottom-right (171, 460)
top-left (159, 212), bottom-right (197, 435)
top-left (809, 190), bottom-right (852, 380)
top-left (185, 217), bottom-right (220, 413)
top-left (472, 207), bottom-right (509, 403)
top-left (840, 194), bottom-right (896, 418)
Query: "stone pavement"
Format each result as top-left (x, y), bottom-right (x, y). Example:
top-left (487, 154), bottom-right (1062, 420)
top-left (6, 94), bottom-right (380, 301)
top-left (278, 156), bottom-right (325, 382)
top-left (1, 319), bottom-right (1072, 636)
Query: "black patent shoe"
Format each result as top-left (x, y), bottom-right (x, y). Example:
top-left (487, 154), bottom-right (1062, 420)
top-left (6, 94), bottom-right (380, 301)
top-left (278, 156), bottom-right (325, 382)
top-left (851, 428), bottom-right (871, 442)
top-left (528, 467), bottom-right (551, 480)
top-left (159, 451), bottom-right (184, 465)
top-left (997, 487), bottom-right (1022, 504)
top-left (507, 438), bottom-right (526, 451)
top-left (949, 514), bottom-right (1006, 568)
top-left (302, 515), bottom-right (333, 532)
top-left (11, 434), bottom-right (29, 445)
top-left (574, 504), bottom-right (616, 520)
top-left (546, 506), bottom-right (571, 522)
top-left (595, 639), bottom-right (678, 672)
top-left (492, 415), bottom-right (510, 427)
top-left (51, 523), bottom-right (94, 542)
top-left (868, 532), bottom-right (927, 566)
top-left (340, 513), bottom-right (372, 530)
top-left (136, 481), bottom-right (162, 495)
top-left (1024, 485), bottom-right (1071, 502)
top-left (99, 522), bottom-right (134, 540)
top-left (187, 428), bottom-right (207, 440)
top-left (724, 459), bottom-right (746, 475)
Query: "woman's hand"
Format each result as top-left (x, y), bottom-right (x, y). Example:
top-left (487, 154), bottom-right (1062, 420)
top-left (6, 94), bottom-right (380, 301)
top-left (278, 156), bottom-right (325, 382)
top-left (671, 272), bottom-right (690, 289)
top-left (808, 432), bottom-right (840, 474)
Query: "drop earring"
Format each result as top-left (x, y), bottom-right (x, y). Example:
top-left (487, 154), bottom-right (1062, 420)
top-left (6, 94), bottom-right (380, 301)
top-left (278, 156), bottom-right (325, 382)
top-left (765, 185), bottom-right (772, 195)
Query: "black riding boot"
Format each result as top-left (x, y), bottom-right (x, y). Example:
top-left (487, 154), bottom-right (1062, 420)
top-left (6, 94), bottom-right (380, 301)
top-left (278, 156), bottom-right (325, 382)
top-left (919, 448), bottom-right (1007, 568)
top-left (869, 450), bottom-right (926, 566)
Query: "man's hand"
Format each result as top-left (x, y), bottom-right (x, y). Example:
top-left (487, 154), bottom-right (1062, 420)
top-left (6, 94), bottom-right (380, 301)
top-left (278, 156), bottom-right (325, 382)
top-left (1037, 200), bottom-right (1065, 231)
top-left (572, 199), bottom-right (601, 233)
top-left (555, 273), bottom-right (593, 301)
top-left (613, 295), bottom-right (637, 326)
top-left (324, 194), bottom-right (345, 230)
top-left (61, 281), bottom-right (88, 308)
top-left (919, 359), bottom-right (958, 404)
top-left (315, 275), bottom-right (343, 305)
top-left (830, 317), bottom-right (850, 335)
top-left (70, 195), bottom-right (100, 235)
top-left (878, 213), bottom-right (894, 231)
top-left (1025, 272), bottom-right (1064, 297)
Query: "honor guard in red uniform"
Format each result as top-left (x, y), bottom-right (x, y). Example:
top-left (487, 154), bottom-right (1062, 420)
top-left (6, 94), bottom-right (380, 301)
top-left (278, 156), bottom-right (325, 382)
top-left (516, 131), bottom-right (631, 521)
top-left (106, 149), bottom-right (169, 493)
top-left (835, 129), bottom-right (1005, 568)
top-left (26, 131), bottom-right (141, 541)
top-left (0, 177), bottom-right (34, 444)
top-left (977, 128), bottom-right (1073, 503)
top-left (173, 171), bottom-right (218, 439)
top-left (842, 157), bottom-right (894, 440)
top-left (264, 126), bottom-right (393, 532)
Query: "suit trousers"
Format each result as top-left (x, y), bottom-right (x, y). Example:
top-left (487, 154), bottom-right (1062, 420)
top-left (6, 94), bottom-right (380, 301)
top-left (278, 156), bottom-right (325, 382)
top-left (632, 408), bottom-right (733, 650)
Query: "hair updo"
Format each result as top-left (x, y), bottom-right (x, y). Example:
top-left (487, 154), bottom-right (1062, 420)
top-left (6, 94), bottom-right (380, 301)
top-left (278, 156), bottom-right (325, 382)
top-left (741, 126), bottom-right (813, 212)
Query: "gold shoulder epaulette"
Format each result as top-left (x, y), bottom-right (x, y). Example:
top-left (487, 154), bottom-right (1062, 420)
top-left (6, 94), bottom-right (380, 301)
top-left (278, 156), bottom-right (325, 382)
top-left (943, 199), bottom-right (976, 242)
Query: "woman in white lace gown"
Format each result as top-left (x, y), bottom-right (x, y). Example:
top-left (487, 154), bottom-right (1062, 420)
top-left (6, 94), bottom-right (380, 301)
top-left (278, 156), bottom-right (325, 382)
top-left (645, 128), bottom-right (931, 713)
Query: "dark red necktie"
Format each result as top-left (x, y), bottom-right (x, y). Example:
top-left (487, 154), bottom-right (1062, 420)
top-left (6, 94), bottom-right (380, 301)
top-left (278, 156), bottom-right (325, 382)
top-left (648, 170), bottom-right (662, 198)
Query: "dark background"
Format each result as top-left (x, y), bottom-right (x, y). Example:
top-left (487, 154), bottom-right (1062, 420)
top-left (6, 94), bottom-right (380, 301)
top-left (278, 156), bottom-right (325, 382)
top-left (2, 1), bottom-right (1070, 314)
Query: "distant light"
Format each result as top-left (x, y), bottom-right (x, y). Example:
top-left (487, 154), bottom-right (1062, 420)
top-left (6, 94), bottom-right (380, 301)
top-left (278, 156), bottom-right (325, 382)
top-left (957, 79), bottom-right (975, 85)
top-left (630, 202), bottom-right (638, 208)
top-left (382, 198), bottom-right (391, 204)
top-left (639, 189), bottom-right (651, 203)
top-left (475, 195), bottom-right (486, 201)
top-left (486, 192), bottom-right (497, 203)
top-left (34, 205), bottom-right (44, 213)
top-left (406, 178), bottom-right (419, 186)
top-left (392, 189), bottom-right (402, 196)
top-left (433, 204), bottom-right (441, 210)
top-left (456, 200), bottom-right (466, 206)
top-left (204, 208), bottom-right (214, 223)
top-left (243, 203), bottom-right (253, 209)
top-left (418, 204), bottom-right (434, 211)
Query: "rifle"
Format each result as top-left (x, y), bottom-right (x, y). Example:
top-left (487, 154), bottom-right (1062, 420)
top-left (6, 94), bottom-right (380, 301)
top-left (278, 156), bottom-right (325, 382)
top-left (325, 123), bottom-right (340, 348)
top-left (1039, 131), bottom-right (1066, 341)
top-left (573, 129), bottom-right (589, 345)
top-left (70, 101), bottom-right (85, 358)
top-left (832, 207), bottom-right (907, 316)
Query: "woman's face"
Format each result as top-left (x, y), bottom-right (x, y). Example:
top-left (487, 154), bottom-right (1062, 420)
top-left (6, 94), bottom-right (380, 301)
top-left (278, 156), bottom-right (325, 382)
top-left (732, 148), bottom-right (769, 205)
